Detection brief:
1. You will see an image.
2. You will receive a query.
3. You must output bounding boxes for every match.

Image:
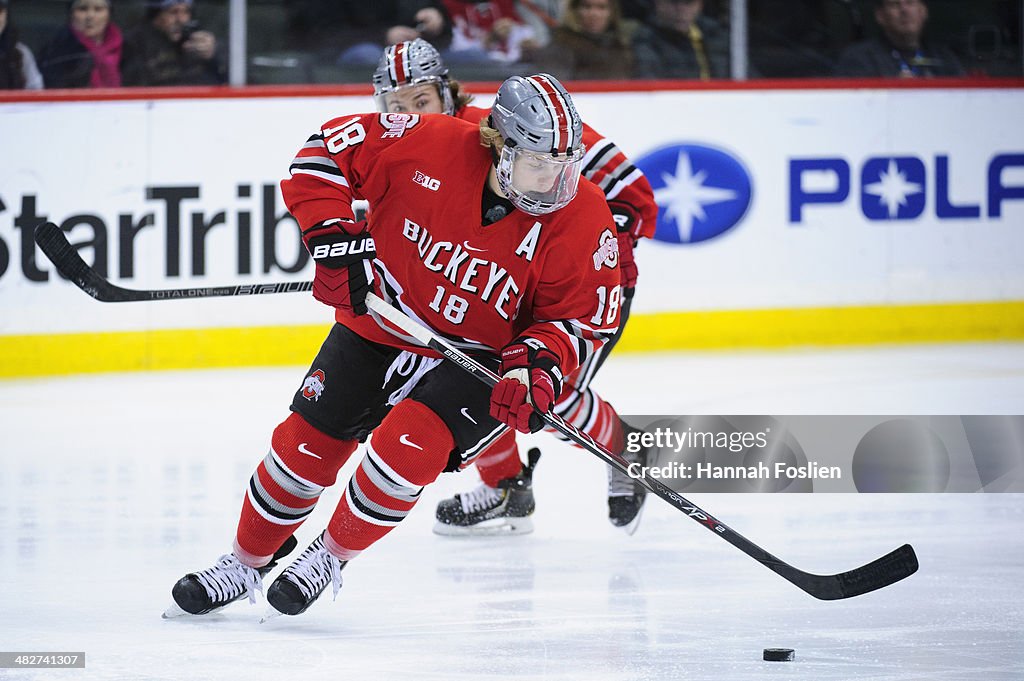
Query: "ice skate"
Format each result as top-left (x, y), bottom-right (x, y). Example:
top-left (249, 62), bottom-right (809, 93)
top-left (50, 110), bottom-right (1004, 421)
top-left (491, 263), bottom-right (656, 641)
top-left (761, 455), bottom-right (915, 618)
top-left (433, 448), bottom-right (541, 536)
top-left (608, 421), bottom-right (649, 534)
top-left (264, 532), bottom-right (347, 618)
top-left (163, 535), bottom-right (298, 618)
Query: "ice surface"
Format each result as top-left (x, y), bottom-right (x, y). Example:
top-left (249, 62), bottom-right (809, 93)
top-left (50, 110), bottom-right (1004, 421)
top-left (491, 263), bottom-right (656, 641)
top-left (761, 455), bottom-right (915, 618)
top-left (1, 343), bottom-right (1022, 680)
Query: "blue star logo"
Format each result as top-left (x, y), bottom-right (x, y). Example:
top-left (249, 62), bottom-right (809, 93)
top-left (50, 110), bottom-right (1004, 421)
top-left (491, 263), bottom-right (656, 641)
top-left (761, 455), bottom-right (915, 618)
top-left (635, 143), bottom-right (753, 244)
top-left (861, 157), bottom-right (926, 220)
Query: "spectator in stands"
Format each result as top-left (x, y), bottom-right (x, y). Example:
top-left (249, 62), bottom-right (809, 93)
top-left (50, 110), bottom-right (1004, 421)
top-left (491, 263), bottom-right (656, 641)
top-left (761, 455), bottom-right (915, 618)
top-left (537, 0), bottom-right (637, 80)
top-left (38, 0), bottom-right (123, 89)
top-left (511, 0), bottom-right (562, 48)
top-left (442, 0), bottom-right (540, 63)
top-left (351, 3), bottom-right (452, 65)
top-left (834, 0), bottom-right (964, 77)
top-left (385, 4), bottom-right (449, 49)
top-left (284, 2), bottom-right (449, 67)
top-left (121, 0), bottom-right (225, 86)
top-left (0, 0), bottom-right (44, 90)
top-left (631, 0), bottom-right (730, 79)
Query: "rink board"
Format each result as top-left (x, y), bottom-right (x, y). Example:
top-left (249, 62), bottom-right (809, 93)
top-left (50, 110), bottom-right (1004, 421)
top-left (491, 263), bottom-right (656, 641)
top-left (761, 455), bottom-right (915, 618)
top-left (1, 83), bottom-right (1022, 375)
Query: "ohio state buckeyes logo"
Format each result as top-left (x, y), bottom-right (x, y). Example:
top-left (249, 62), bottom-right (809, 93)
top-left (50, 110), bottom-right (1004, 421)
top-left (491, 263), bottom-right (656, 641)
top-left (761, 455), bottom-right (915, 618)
top-left (592, 229), bottom-right (619, 271)
top-left (380, 113), bottom-right (419, 139)
top-left (301, 369), bottom-right (326, 401)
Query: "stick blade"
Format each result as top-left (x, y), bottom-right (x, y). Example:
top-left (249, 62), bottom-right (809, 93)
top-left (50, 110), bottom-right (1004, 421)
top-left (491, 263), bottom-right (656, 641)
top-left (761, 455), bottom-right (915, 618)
top-left (800, 543), bottom-right (919, 600)
top-left (34, 221), bottom-right (88, 285)
top-left (34, 221), bottom-right (137, 302)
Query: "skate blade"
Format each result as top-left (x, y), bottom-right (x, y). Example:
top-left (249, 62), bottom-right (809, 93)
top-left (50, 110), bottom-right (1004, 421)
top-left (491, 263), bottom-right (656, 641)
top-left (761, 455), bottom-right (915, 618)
top-left (161, 602), bottom-right (190, 619)
top-left (162, 601), bottom-right (234, 619)
top-left (432, 516), bottom-right (534, 537)
top-left (259, 607), bottom-right (285, 624)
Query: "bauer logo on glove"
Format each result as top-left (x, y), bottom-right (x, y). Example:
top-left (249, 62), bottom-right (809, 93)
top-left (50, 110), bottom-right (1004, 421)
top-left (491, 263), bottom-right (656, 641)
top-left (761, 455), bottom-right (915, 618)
top-left (311, 236), bottom-right (376, 260)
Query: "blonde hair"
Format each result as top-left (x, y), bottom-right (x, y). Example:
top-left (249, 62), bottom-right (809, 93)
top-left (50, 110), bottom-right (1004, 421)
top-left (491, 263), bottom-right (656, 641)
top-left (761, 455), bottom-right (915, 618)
top-left (478, 117), bottom-right (504, 152)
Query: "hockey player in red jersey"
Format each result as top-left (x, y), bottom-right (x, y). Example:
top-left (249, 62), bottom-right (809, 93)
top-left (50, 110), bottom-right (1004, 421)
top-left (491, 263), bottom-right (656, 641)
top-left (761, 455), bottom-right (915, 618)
top-left (166, 73), bottom-right (623, 618)
top-left (372, 38), bottom-right (657, 535)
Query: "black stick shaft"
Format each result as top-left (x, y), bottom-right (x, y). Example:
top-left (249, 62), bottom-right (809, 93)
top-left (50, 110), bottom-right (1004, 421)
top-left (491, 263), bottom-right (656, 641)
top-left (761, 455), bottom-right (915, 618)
top-left (34, 221), bottom-right (310, 302)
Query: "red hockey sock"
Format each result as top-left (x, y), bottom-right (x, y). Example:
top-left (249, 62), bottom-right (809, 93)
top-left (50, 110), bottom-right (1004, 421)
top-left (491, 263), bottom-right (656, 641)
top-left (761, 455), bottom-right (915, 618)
top-left (474, 429), bottom-right (524, 487)
top-left (555, 387), bottom-right (625, 455)
top-left (233, 412), bottom-right (357, 568)
top-left (326, 400), bottom-right (453, 559)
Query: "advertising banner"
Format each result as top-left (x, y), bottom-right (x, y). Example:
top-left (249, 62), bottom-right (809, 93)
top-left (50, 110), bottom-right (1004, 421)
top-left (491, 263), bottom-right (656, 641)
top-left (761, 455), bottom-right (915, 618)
top-left (1, 85), bottom-right (1022, 374)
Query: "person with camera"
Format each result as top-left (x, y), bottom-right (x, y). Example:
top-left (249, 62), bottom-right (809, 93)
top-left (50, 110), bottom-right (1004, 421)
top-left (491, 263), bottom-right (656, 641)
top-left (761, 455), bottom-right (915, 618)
top-left (122, 0), bottom-right (225, 86)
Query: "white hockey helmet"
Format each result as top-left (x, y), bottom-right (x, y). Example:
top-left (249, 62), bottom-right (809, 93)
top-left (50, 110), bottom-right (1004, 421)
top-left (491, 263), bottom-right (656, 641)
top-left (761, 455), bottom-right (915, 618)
top-left (490, 74), bottom-right (586, 215)
top-left (372, 39), bottom-right (455, 115)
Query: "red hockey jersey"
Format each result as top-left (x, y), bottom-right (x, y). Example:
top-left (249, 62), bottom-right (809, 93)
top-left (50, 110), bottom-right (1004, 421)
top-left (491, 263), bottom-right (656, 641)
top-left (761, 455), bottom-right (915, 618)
top-left (281, 112), bottom-right (622, 377)
top-left (457, 105), bottom-right (657, 243)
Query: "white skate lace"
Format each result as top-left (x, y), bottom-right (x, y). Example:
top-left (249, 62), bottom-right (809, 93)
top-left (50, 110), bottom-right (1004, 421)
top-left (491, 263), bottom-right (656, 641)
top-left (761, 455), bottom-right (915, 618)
top-left (282, 537), bottom-right (345, 601)
top-left (459, 483), bottom-right (504, 514)
top-left (194, 554), bottom-right (262, 605)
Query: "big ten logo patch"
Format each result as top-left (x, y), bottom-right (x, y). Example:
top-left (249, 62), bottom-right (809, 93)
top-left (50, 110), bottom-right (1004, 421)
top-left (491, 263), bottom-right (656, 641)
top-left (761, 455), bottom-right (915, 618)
top-left (413, 170), bottom-right (441, 191)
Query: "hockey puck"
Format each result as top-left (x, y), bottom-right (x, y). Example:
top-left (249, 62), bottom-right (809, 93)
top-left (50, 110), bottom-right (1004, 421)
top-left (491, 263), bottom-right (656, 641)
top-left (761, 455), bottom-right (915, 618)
top-left (763, 648), bottom-right (795, 662)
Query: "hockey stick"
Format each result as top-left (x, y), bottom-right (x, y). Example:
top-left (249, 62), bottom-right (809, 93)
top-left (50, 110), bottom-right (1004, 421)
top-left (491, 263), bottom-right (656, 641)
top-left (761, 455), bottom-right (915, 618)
top-left (34, 220), bottom-right (919, 599)
top-left (361, 294), bottom-right (919, 601)
top-left (33, 221), bottom-right (312, 301)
